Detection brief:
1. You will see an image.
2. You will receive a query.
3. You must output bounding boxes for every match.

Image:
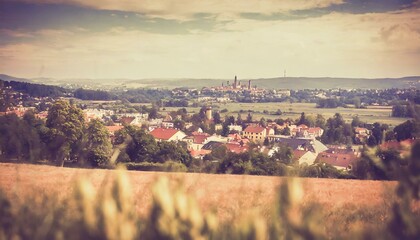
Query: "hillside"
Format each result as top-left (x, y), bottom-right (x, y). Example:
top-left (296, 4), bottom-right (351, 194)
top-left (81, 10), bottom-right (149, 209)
top-left (0, 74), bottom-right (32, 83)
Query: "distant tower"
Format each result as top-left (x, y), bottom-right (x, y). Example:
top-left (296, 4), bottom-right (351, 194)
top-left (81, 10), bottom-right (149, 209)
top-left (205, 107), bottom-right (212, 121)
top-left (234, 75), bottom-right (238, 89)
top-left (284, 70), bottom-right (286, 78)
top-left (248, 80), bottom-right (251, 90)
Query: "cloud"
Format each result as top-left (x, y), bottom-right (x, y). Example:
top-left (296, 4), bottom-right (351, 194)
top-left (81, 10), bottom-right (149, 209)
top-left (1, 1), bottom-right (419, 79)
top-left (8, 0), bottom-right (344, 19)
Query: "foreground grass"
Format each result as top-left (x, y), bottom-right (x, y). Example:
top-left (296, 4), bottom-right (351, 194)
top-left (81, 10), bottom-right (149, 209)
top-left (2, 163), bottom-right (417, 239)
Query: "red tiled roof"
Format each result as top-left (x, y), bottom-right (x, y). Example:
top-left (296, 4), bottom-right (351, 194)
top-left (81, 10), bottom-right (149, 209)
top-left (120, 116), bottom-right (135, 125)
top-left (380, 139), bottom-right (416, 151)
top-left (316, 152), bottom-right (358, 168)
top-left (226, 142), bottom-right (248, 154)
top-left (292, 150), bottom-right (307, 161)
top-left (190, 149), bottom-right (211, 158)
top-left (105, 125), bottom-right (124, 133)
top-left (150, 128), bottom-right (179, 140)
top-left (244, 125), bottom-right (265, 133)
top-left (355, 127), bottom-right (368, 132)
top-left (308, 127), bottom-right (322, 133)
top-left (192, 134), bottom-right (208, 144)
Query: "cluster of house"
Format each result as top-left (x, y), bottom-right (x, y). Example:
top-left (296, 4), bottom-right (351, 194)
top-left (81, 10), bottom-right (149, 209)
top-left (2, 102), bottom-right (414, 171)
top-left (122, 121), bottom-right (359, 170)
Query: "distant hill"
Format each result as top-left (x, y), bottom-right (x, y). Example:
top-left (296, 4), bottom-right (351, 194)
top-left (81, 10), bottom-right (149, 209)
top-left (0, 74), bottom-right (32, 83)
top-left (3, 74), bottom-right (420, 89)
top-left (0, 79), bottom-right (68, 98)
top-left (123, 76), bottom-right (420, 90)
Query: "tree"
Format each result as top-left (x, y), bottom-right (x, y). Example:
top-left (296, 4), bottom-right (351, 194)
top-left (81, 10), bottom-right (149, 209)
top-left (297, 112), bottom-right (309, 126)
top-left (281, 127), bottom-right (291, 136)
top-left (351, 116), bottom-right (363, 128)
top-left (392, 104), bottom-right (407, 117)
top-left (353, 97), bottom-right (361, 108)
top-left (46, 100), bottom-right (85, 166)
top-left (155, 141), bottom-right (192, 167)
top-left (126, 129), bottom-right (158, 162)
top-left (394, 120), bottom-right (419, 141)
top-left (271, 145), bottom-right (293, 165)
top-left (85, 119), bottom-right (112, 167)
top-left (213, 111), bottom-right (222, 124)
top-left (246, 113), bottom-right (253, 123)
top-left (236, 113), bottom-right (243, 126)
top-left (315, 114), bottom-right (326, 129)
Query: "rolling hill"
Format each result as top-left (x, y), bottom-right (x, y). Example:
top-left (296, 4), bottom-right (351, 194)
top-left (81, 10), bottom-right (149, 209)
top-left (2, 73), bottom-right (419, 89)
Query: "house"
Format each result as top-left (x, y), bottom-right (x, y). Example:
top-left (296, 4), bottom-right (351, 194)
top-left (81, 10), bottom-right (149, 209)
top-left (242, 125), bottom-right (274, 143)
top-left (183, 133), bottom-right (209, 151)
top-left (272, 137), bottom-right (328, 153)
top-left (225, 142), bottom-right (248, 154)
top-left (105, 125), bottom-right (124, 137)
top-left (354, 127), bottom-right (370, 143)
top-left (228, 124), bottom-right (243, 133)
top-left (149, 128), bottom-right (186, 142)
top-left (189, 149), bottom-right (212, 159)
top-left (120, 116), bottom-right (136, 126)
top-left (379, 139), bottom-right (417, 158)
top-left (293, 150), bottom-right (318, 165)
top-left (316, 149), bottom-right (359, 170)
top-left (162, 121), bottom-right (174, 128)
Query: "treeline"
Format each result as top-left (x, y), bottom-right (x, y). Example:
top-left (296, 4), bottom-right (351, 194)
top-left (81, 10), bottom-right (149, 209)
top-left (316, 98), bottom-right (343, 108)
top-left (0, 100), bottom-right (192, 170)
top-left (1, 79), bottom-right (68, 98)
top-left (114, 89), bottom-right (172, 103)
top-left (0, 101), bottom-right (111, 167)
top-left (74, 88), bottom-right (117, 101)
top-left (392, 102), bottom-right (420, 118)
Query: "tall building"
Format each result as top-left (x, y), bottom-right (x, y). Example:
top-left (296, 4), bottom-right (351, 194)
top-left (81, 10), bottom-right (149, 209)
top-left (234, 75), bottom-right (238, 89)
top-left (205, 107), bottom-right (212, 120)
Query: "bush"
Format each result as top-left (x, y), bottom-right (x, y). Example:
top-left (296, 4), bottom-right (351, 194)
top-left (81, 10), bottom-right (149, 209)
top-left (123, 162), bottom-right (187, 172)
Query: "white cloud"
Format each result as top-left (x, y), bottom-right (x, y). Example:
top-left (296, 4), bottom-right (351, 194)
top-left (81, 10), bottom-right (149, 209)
top-left (10, 0), bottom-right (343, 19)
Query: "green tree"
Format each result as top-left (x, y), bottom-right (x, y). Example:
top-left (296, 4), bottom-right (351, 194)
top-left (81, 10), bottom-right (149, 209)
top-left (315, 114), bottom-right (326, 129)
top-left (246, 113), bottom-right (253, 123)
top-left (46, 100), bottom-right (85, 166)
top-left (155, 141), bottom-right (192, 167)
top-left (213, 111), bottom-right (222, 124)
top-left (271, 145), bottom-right (293, 165)
top-left (126, 129), bottom-right (158, 162)
top-left (394, 120), bottom-right (419, 141)
top-left (85, 119), bottom-right (112, 167)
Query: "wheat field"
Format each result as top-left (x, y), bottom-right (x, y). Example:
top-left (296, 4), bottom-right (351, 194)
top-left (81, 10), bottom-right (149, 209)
top-left (0, 162), bottom-right (398, 238)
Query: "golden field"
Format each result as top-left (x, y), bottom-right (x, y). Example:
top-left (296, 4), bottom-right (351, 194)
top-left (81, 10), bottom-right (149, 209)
top-left (0, 162), bottom-right (399, 239)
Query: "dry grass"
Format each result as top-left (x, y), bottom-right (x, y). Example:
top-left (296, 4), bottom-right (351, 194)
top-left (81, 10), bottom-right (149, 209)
top-left (0, 163), bottom-right (398, 232)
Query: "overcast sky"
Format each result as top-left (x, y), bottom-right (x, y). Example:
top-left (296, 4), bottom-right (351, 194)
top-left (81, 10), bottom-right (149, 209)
top-left (1, 0), bottom-right (419, 79)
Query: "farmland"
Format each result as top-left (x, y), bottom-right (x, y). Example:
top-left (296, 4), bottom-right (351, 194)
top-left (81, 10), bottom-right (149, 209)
top-left (0, 163), bottom-right (400, 238)
top-left (162, 102), bottom-right (410, 126)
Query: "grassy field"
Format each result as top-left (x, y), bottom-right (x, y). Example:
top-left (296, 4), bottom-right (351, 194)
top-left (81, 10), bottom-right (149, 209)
top-left (0, 163), bottom-right (400, 238)
top-left (162, 102), bottom-right (410, 126)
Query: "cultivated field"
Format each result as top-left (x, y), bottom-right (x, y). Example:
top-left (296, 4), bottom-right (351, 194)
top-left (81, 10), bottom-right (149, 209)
top-left (0, 163), bottom-right (399, 238)
top-left (162, 102), bottom-right (410, 126)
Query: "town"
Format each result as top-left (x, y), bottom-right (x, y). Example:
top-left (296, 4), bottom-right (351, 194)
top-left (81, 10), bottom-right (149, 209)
top-left (1, 76), bottom-right (418, 178)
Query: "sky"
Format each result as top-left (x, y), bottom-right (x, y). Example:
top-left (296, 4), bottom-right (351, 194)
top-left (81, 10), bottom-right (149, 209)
top-left (0, 0), bottom-right (419, 80)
